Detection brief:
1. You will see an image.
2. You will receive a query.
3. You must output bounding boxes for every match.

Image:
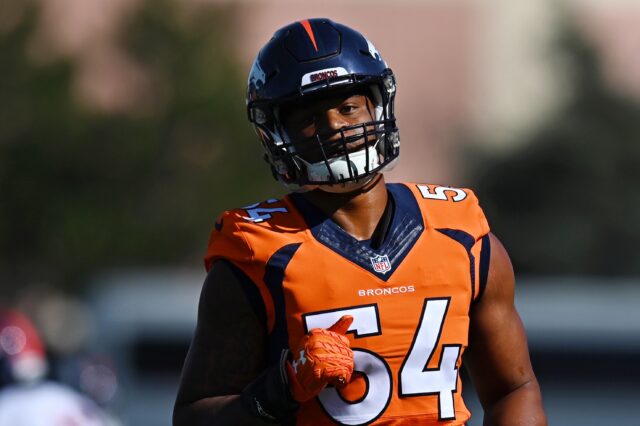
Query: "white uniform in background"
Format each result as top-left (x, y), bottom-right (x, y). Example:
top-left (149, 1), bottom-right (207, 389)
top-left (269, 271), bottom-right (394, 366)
top-left (0, 381), bottom-right (116, 426)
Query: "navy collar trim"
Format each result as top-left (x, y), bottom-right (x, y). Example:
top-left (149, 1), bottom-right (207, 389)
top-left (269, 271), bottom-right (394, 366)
top-left (288, 183), bottom-right (424, 281)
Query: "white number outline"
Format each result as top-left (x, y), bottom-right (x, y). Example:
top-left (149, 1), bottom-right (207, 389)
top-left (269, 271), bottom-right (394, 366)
top-left (398, 297), bottom-right (461, 420)
top-left (417, 184), bottom-right (467, 202)
top-left (303, 305), bottom-right (391, 426)
top-left (241, 198), bottom-right (288, 223)
top-left (301, 298), bottom-right (461, 424)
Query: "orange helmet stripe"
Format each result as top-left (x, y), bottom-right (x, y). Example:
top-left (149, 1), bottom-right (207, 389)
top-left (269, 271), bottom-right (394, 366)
top-left (300, 20), bottom-right (319, 52)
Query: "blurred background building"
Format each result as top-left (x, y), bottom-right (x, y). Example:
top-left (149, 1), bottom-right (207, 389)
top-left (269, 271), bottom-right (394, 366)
top-left (1, 0), bottom-right (640, 424)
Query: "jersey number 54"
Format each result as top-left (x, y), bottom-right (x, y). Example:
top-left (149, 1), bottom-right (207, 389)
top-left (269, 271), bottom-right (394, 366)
top-left (302, 297), bottom-right (461, 425)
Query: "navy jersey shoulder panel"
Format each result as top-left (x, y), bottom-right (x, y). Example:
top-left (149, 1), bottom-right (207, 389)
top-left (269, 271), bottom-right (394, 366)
top-left (436, 228), bottom-right (475, 251)
top-left (288, 183), bottom-right (423, 281)
top-left (286, 192), bottom-right (325, 229)
top-left (386, 183), bottom-right (423, 225)
top-left (436, 228), bottom-right (476, 302)
top-left (264, 243), bottom-right (302, 366)
top-left (477, 233), bottom-right (491, 302)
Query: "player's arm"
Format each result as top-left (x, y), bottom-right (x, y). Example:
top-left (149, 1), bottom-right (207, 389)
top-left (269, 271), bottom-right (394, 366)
top-left (173, 260), bottom-right (276, 426)
top-left (464, 233), bottom-right (547, 426)
top-left (173, 259), bottom-right (354, 426)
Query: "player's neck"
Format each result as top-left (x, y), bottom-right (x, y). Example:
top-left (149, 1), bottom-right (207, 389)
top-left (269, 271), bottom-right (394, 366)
top-left (302, 174), bottom-right (389, 241)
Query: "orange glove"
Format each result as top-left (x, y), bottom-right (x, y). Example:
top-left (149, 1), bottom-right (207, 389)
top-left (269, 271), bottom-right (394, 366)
top-left (286, 315), bottom-right (354, 402)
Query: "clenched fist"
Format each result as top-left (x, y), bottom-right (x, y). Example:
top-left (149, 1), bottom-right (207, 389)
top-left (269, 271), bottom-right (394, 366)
top-left (286, 315), bottom-right (355, 402)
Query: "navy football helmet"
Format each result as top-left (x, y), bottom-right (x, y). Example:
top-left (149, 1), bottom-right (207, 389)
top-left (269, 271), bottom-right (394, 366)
top-left (246, 18), bottom-right (399, 190)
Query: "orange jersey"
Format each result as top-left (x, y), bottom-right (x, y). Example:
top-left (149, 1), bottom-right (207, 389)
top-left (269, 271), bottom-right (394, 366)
top-left (205, 183), bottom-right (490, 426)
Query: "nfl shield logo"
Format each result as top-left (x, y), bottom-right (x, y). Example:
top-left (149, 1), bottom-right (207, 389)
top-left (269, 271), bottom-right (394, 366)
top-left (370, 254), bottom-right (392, 274)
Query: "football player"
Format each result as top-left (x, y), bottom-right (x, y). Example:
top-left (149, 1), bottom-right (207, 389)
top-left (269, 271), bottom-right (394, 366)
top-left (0, 308), bottom-right (115, 425)
top-left (173, 18), bottom-right (546, 425)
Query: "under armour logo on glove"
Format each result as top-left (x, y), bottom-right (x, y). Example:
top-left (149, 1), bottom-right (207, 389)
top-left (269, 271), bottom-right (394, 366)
top-left (291, 350), bottom-right (308, 373)
top-left (286, 315), bottom-right (354, 402)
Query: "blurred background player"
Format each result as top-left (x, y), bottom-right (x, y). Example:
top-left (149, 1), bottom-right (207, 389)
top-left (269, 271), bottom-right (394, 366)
top-left (174, 18), bottom-right (546, 425)
top-left (0, 308), bottom-right (117, 426)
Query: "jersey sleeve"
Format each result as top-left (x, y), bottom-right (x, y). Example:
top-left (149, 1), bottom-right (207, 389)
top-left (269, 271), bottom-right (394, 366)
top-left (464, 187), bottom-right (490, 237)
top-left (204, 210), bottom-right (254, 272)
top-left (414, 184), bottom-right (490, 239)
top-left (203, 209), bottom-right (277, 329)
top-left (455, 188), bottom-right (490, 303)
top-left (408, 183), bottom-right (491, 303)
top-left (204, 197), bottom-right (305, 277)
top-left (204, 205), bottom-right (302, 333)
top-left (458, 188), bottom-right (491, 302)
